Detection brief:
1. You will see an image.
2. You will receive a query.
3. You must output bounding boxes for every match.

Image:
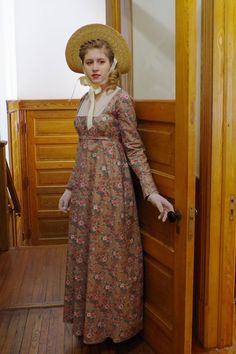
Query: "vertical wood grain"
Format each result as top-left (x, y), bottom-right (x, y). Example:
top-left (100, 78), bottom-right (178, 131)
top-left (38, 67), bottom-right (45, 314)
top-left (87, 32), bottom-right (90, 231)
top-left (175, 1), bottom-right (197, 353)
top-left (217, 0), bottom-right (236, 346)
top-left (7, 109), bottom-right (25, 246)
top-left (197, 0), bottom-right (236, 349)
top-left (105, 0), bottom-right (121, 31)
top-left (106, 0), bottom-right (133, 95)
top-left (119, 0), bottom-right (133, 96)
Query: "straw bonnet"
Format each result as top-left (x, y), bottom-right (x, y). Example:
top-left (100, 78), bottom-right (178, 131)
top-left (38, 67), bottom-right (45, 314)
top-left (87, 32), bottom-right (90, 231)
top-left (65, 23), bottom-right (131, 74)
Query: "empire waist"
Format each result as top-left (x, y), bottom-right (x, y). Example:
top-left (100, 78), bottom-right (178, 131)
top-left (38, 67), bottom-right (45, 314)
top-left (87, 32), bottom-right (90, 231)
top-left (79, 136), bottom-right (121, 142)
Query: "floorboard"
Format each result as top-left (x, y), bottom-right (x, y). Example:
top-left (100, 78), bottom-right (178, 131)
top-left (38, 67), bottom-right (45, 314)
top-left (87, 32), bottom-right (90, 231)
top-left (0, 246), bottom-right (155, 354)
top-left (0, 308), bottom-right (155, 354)
top-left (0, 246), bottom-right (66, 309)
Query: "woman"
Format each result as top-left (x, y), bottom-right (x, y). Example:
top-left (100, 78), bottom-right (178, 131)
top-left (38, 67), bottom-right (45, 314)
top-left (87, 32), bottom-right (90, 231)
top-left (59, 23), bottom-right (174, 345)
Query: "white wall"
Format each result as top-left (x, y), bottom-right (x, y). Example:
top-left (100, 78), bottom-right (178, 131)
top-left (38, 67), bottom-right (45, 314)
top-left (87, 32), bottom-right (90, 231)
top-left (132, 0), bottom-right (175, 99)
top-left (0, 0), bottom-right (17, 142)
top-left (14, 0), bottom-right (105, 99)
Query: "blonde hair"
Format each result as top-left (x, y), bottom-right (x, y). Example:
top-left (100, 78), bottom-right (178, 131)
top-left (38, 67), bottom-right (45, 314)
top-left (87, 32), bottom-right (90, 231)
top-left (79, 39), bottom-right (120, 91)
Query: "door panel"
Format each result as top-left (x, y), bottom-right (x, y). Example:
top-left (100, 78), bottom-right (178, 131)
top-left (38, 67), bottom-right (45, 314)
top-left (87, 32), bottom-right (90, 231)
top-left (27, 107), bottom-right (78, 245)
top-left (135, 101), bottom-right (175, 354)
top-left (136, 101), bottom-right (175, 198)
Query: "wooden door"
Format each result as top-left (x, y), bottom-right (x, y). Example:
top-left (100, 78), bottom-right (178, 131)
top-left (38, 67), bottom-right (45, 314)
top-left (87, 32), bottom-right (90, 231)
top-left (134, 100), bottom-right (176, 354)
top-left (26, 101), bottom-right (78, 245)
top-left (138, 3), bottom-right (196, 354)
top-left (108, 1), bottom-right (196, 353)
top-left (8, 100), bottom-right (79, 245)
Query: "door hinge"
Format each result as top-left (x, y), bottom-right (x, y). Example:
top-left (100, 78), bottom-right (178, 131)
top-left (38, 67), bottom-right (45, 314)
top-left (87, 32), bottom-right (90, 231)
top-left (188, 207), bottom-right (195, 240)
top-left (229, 195), bottom-right (236, 221)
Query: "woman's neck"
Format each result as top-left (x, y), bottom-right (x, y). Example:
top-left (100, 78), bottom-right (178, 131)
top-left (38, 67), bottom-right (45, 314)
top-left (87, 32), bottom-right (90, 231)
top-left (100, 82), bottom-right (109, 91)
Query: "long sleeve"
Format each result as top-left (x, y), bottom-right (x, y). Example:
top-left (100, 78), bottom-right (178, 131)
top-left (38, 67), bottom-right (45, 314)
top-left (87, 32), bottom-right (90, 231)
top-left (116, 92), bottom-right (158, 199)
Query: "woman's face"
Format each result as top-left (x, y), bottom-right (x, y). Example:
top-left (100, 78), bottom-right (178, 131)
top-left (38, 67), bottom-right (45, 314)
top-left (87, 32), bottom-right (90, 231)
top-left (83, 48), bottom-right (112, 86)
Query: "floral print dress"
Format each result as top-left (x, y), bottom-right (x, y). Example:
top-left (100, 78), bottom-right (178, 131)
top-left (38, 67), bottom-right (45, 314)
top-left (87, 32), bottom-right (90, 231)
top-left (63, 87), bottom-right (157, 344)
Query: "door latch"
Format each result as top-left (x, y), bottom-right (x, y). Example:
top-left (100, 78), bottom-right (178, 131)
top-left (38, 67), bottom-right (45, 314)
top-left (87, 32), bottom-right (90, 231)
top-left (188, 207), bottom-right (195, 240)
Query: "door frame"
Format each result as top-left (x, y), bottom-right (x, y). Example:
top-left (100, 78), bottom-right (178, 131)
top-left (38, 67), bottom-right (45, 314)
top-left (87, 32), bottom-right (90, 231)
top-left (196, 0), bottom-right (236, 349)
top-left (106, 0), bottom-right (133, 95)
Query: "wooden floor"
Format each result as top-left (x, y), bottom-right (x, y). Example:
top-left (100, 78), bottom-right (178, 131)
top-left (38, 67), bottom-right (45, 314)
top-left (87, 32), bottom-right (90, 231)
top-left (0, 246), bottom-right (155, 354)
top-left (0, 245), bottom-right (235, 354)
top-left (0, 246), bottom-right (66, 309)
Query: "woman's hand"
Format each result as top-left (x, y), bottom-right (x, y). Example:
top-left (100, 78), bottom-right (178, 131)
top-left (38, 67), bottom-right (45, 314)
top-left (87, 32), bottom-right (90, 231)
top-left (147, 192), bottom-right (174, 222)
top-left (58, 189), bottom-right (72, 213)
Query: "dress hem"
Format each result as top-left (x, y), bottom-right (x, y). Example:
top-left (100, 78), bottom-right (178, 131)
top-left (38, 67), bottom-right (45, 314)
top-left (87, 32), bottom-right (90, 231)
top-left (63, 319), bottom-right (142, 345)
